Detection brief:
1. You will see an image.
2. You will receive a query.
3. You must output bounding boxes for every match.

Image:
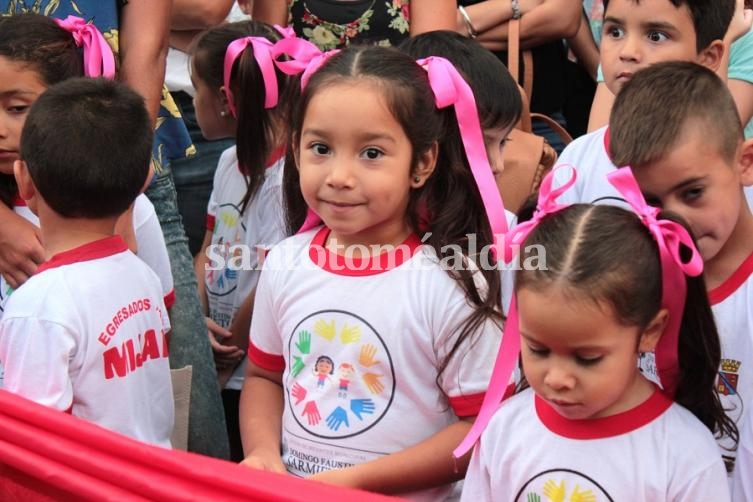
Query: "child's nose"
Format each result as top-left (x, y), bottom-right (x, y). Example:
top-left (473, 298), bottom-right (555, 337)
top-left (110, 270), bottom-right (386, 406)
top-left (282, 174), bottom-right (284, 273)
top-left (618, 35), bottom-right (642, 63)
top-left (326, 160), bottom-right (356, 188)
top-left (543, 365), bottom-right (575, 391)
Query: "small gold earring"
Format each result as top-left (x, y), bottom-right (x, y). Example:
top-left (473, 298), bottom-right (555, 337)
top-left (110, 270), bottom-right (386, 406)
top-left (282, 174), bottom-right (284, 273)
top-left (413, 176), bottom-right (421, 183)
top-left (220, 110), bottom-right (228, 117)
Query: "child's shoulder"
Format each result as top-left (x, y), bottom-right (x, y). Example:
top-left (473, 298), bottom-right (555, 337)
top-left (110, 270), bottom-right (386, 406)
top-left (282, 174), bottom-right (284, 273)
top-left (557, 125), bottom-right (610, 165)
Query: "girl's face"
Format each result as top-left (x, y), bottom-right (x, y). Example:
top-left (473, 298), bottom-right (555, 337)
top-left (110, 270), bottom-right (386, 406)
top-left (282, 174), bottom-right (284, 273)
top-left (296, 80), bottom-right (436, 251)
top-left (0, 56), bottom-right (47, 175)
top-left (483, 124), bottom-right (514, 178)
top-left (517, 285), bottom-right (663, 420)
top-left (190, 58), bottom-right (233, 141)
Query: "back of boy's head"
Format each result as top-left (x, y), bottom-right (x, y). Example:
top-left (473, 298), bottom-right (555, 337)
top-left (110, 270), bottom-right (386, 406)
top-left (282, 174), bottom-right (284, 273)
top-left (603, 0), bottom-right (734, 52)
top-left (0, 13), bottom-right (83, 85)
top-left (609, 61), bottom-right (741, 168)
top-left (398, 30), bottom-right (522, 132)
top-left (20, 77), bottom-right (152, 219)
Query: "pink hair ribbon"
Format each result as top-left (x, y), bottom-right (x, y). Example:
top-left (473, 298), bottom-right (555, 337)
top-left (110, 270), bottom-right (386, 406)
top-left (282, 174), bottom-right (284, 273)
top-left (607, 167), bottom-right (703, 396)
top-left (274, 24), bottom-right (296, 39)
top-left (270, 37), bottom-right (338, 233)
top-left (271, 37), bottom-right (340, 91)
top-left (54, 16), bottom-right (115, 78)
top-left (418, 56), bottom-right (509, 246)
top-left (453, 166), bottom-right (575, 459)
top-left (223, 37), bottom-right (279, 117)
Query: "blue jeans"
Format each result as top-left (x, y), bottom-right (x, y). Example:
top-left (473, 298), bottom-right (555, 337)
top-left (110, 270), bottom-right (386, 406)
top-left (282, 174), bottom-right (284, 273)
top-left (146, 168), bottom-right (230, 459)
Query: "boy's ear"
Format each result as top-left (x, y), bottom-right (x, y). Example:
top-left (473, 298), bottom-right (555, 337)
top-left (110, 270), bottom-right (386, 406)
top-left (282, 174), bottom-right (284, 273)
top-left (13, 160), bottom-right (35, 201)
top-left (738, 137), bottom-right (753, 187)
top-left (696, 40), bottom-right (725, 72)
top-left (410, 141), bottom-right (439, 188)
top-left (638, 308), bottom-right (668, 353)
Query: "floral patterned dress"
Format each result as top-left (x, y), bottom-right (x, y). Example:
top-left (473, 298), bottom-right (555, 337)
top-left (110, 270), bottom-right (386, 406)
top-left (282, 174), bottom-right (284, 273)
top-left (289, 0), bottom-right (411, 50)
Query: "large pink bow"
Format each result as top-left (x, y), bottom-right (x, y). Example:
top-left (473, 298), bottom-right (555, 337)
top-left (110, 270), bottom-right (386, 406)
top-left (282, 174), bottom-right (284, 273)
top-left (454, 166), bottom-right (574, 459)
top-left (54, 16), bottom-right (115, 78)
top-left (223, 37), bottom-right (278, 117)
top-left (607, 167), bottom-right (703, 395)
top-left (271, 37), bottom-right (340, 91)
top-left (418, 56), bottom-right (509, 248)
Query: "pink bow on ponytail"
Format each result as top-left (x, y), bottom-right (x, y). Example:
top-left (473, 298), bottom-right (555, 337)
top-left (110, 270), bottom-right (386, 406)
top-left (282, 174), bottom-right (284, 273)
top-left (54, 16), bottom-right (115, 78)
top-left (223, 37), bottom-right (279, 117)
top-left (453, 166), bottom-right (575, 459)
top-left (417, 56), bottom-right (508, 245)
top-left (607, 167), bottom-right (704, 396)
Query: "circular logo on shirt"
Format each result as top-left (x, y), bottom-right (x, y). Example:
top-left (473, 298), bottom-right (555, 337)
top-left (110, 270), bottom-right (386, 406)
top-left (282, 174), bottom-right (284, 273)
top-left (286, 310), bottom-right (396, 439)
top-left (515, 469), bottom-right (613, 502)
top-left (205, 202), bottom-right (245, 298)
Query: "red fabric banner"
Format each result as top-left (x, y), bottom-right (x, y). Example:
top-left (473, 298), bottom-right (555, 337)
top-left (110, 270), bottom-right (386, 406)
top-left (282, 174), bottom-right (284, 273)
top-left (0, 390), bottom-right (398, 501)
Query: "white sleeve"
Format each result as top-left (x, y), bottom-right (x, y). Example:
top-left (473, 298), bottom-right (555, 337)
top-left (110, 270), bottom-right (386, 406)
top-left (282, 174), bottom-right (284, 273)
top-left (671, 457), bottom-right (731, 502)
top-left (0, 317), bottom-right (76, 411)
top-left (133, 194), bottom-right (174, 307)
top-left (460, 444), bottom-right (494, 502)
top-left (247, 251), bottom-right (285, 372)
top-left (733, 414), bottom-right (753, 502)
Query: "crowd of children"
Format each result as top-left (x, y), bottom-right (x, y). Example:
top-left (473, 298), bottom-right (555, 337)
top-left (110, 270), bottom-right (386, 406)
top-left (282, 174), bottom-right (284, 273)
top-left (1, 0), bottom-right (753, 499)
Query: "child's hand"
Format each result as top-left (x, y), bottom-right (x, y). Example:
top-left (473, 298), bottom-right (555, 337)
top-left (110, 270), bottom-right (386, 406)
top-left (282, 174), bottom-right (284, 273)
top-left (726, 0), bottom-right (753, 44)
top-left (206, 317), bottom-right (245, 369)
top-left (0, 210), bottom-right (43, 289)
top-left (241, 449), bottom-right (287, 473)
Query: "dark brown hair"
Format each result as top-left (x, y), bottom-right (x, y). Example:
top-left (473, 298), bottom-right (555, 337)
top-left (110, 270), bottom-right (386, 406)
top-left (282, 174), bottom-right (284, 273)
top-left (0, 13), bottom-right (84, 208)
top-left (192, 21), bottom-right (288, 213)
top-left (609, 61), bottom-right (741, 169)
top-left (516, 203), bottom-right (737, 468)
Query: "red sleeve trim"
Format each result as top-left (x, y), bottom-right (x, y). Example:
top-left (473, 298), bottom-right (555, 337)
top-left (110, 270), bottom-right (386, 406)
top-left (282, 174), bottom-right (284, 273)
top-left (248, 342), bottom-right (285, 372)
top-left (206, 214), bottom-right (216, 232)
top-left (163, 290), bottom-right (176, 310)
top-left (449, 392), bottom-right (486, 418)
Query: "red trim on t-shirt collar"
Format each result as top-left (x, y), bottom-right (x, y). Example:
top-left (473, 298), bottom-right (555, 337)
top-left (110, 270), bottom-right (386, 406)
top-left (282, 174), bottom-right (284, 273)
top-left (708, 249), bottom-right (753, 305)
top-left (36, 235), bottom-right (129, 274)
top-left (308, 226), bottom-right (422, 276)
top-left (535, 386), bottom-right (672, 439)
top-left (266, 145), bottom-right (285, 167)
top-left (603, 126), bottom-right (611, 161)
top-left (13, 193), bottom-right (26, 207)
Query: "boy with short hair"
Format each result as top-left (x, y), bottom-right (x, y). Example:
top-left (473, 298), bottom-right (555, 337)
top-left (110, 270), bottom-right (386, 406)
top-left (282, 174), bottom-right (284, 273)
top-left (0, 78), bottom-right (174, 447)
top-left (611, 60), bottom-right (753, 475)
top-left (553, 0), bottom-right (735, 205)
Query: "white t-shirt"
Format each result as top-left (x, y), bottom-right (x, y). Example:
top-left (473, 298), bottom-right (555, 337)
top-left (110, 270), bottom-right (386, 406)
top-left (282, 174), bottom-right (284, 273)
top-left (0, 193), bottom-right (174, 312)
top-left (0, 236), bottom-right (174, 447)
top-left (461, 388), bottom-right (730, 501)
top-left (205, 146), bottom-right (285, 390)
top-left (708, 250), bottom-right (753, 468)
top-left (249, 226), bottom-right (503, 501)
top-left (733, 406), bottom-right (753, 501)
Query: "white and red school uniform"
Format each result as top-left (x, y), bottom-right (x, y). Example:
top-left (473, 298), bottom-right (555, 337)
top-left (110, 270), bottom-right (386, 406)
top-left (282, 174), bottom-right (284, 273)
top-left (249, 226), bottom-right (502, 502)
top-left (461, 388), bottom-right (729, 501)
top-left (0, 236), bottom-right (174, 447)
top-left (733, 406), bottom-right (753, 501)
top-left (0, 193), bottom-right (174, 312)
top-left (708, 250), bottom-right (753, 467)
top-left (204, 146), bottom-right (285, 391)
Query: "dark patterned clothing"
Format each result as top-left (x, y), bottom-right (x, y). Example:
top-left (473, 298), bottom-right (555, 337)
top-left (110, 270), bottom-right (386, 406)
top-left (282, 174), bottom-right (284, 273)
top-left (288, 0), bottom-right (411, 50)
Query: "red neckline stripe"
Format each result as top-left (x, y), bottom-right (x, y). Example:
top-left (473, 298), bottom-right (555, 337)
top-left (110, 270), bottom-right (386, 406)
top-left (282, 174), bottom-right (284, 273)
top-left (36, 236), bottom-right (128, 274)
top-left (708, 249), bottom-right (753, 305)
top-left (307, 227), bottom-right (422, 277)
top-left (535, 387), bottom-right (672, 439)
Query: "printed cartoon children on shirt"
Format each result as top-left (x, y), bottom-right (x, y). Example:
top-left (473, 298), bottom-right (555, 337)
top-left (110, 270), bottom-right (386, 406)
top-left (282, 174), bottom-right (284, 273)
top-left (205, 211), bottom-right (245, 300)
top-left (287, 311), bottom-right (395, 437)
